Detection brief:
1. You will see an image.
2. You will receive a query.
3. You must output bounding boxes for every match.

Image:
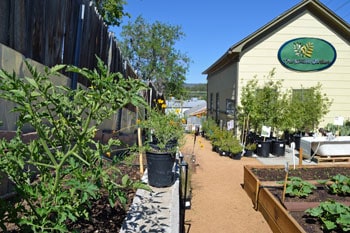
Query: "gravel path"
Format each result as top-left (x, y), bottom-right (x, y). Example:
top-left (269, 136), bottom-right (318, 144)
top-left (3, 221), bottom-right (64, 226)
top-left (182, 134), bottom-right (273, 233)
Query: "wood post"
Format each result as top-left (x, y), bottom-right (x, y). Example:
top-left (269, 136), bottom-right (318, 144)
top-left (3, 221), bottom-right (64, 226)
top-left (138, 127), bottom-right (144, 174)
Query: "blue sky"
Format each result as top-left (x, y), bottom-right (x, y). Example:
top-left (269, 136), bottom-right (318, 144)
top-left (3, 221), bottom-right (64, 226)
top-left (112, 0), bottom-right (350, 83)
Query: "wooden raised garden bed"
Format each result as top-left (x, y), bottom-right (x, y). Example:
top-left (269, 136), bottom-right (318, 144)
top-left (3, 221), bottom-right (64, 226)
top-left (243, 164), bottom-right (350, 233)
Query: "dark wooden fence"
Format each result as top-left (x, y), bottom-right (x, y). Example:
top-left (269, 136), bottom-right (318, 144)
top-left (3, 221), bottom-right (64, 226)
top-left (0, 0), bottom-right (135, 86)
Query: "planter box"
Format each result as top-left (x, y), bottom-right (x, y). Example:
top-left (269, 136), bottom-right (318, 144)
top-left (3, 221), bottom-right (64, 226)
top-left (243, 164), bottom-right (350, 233)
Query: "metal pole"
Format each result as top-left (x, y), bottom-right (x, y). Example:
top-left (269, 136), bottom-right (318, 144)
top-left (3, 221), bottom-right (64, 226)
top-left (179, 160), bottom-right (188, 233)
top-left (71, 4), bottom-right (85, 90)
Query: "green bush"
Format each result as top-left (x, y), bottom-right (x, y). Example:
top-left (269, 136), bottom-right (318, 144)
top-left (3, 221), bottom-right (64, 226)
top-left (0, 58), bottom-right (148, 232)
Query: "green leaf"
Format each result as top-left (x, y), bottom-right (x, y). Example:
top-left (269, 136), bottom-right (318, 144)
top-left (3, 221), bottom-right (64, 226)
top-left (24, 77), bottom-right (39, 89)
top-left (121, 174), bottom-right (131, 187)
top-left (50, 64), bottom-right (66, 73)
top-left (323, 220), bottom-right (337, 230)
top-left (9, 89), bottom-right (26, 98)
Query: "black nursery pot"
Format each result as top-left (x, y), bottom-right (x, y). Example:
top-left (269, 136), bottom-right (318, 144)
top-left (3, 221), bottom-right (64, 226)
top-left (230, 152), bottom-right (242, 160)
top-left (244, 149), bottom-right (253, 157)
top-left (271, 139), bottom-right (286, 156)
top-left (256, 141), bottom-right (271, 157)
top-left (146, 151), bottom-right (176, 188)
top-left (293, 134), bottom-right (301, 150)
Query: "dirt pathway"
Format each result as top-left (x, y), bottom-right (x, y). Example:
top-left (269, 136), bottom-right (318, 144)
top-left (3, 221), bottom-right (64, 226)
top-left (181, 134), bottom-right (273, 233)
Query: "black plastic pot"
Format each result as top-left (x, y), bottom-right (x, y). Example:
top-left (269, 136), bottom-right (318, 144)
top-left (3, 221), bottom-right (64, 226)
top-left (146, 151), bottom-right (176, 188)
top-left (271, 140), bottom-right (286, 156)
top-left (293, 135), bottom-right (301, 150)
top-left (230, 152), bottom-right (242, 160)
top-left (244, 149), bottom-right (254, 157)
top-left (257, 141), bottom-right (271, 157)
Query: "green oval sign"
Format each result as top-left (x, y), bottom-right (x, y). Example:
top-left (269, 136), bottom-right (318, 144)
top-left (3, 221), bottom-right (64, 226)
top-left (278, 38), bottom-right (336, 71)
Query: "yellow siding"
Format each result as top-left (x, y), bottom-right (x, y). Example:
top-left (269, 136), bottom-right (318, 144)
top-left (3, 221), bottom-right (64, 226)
top-left (238, 12), bottom-right (350, 126)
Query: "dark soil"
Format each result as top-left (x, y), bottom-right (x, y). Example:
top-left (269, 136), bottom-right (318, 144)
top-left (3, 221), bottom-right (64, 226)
top-left (66, 163), bottom-right (142, 232)
top-left (270, 187), bottom-right (350, 233)
top-left (252, 166), bottom-right (350, 181)
top-left (3, 163), bottom-right (142, 233)
top-left (252, 166), bottom-right (350, 233)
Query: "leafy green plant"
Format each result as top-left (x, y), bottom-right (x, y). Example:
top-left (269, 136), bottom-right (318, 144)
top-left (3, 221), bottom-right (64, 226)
top-left (0, 58), bottom-right (148, 232)
top-left (305, 200), bottom-right (350, 232)
top-left (238, 69), bottom-right (289, 135)
top-left (139, 105), bottom-right (184, 153)
top-left (245, 142), bottom-right (256, 151)
top-left (325, 120), bottom-right (350, 136)
top-left (327, 174), bottom-right (350, 196)
top-left (210, 129), bottom-right (242, 154)
top-left (285, 176), bottom-right (317, 197)
top-left (286, 83), bottom-right (332, 133)
top-left (238, 69), bottom-right (332, 136)
top-left (201, 117), bottom-right (217, 139)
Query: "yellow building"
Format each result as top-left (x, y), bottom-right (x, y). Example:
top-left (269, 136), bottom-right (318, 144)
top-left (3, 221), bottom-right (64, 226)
top-left (203, 0), bottom-right (350, 133)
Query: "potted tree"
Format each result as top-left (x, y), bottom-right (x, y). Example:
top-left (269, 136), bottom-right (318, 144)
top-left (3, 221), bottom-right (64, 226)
top-left (140, 102), bottom-right (184, 188)
top-left (239, 69), bottom-right (287, 157)
top-left (285, 83), bottom-right (332, 150)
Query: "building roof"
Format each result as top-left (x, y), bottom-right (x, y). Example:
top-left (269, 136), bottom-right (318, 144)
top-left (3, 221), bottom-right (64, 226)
top-left (166, 98), bottom-right (206, 109)
top-left (184, 103), bottom-right (207, 116)
top-left (202, 0), bottom-right (350, 75)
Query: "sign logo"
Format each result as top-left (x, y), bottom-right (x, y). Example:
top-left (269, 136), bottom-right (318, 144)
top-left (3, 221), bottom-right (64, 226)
top-left (278, 38), bottom-right (336, 72)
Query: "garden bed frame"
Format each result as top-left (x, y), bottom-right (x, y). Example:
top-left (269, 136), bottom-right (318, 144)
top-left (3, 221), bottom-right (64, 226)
top-left (243, 164), bottom-right (350, 233)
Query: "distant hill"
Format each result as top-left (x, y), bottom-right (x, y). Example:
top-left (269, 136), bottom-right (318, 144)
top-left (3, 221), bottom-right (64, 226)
top-left (184, 83), bottom-right (206, 87)
top-left (184, 83), bottom-right (206, 100)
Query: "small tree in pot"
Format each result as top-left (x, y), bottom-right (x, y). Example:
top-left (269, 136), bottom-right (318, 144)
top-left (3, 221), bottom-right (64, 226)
top-left (238, 69), bottom-right (288, 156)
top-left (284, 83), bottom-right (332, 149)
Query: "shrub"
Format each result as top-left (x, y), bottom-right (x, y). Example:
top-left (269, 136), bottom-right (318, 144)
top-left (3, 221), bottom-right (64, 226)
top-left (0, 58), bottom-right (148, 232)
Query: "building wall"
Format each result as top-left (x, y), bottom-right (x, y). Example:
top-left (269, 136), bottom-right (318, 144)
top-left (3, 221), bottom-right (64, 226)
top-left (207, 62), bottom-right (238, 124)
top-left (237, 12), bottom-right (350, 126)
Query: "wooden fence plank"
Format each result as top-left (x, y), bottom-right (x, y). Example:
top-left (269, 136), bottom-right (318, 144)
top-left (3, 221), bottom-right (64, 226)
top-left (0, 0), bottom-right (132, 84)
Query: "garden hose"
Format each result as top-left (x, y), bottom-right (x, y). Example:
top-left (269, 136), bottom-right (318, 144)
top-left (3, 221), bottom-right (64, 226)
top-left (304, 141), bottom-right (321, 163)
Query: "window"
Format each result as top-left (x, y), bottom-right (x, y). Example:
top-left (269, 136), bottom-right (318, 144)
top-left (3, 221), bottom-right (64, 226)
top-left (215, 92), bottom-right (219, 121)
top-left (292, 89), bottom-right (312, 101)
top-left (226, 99), bottom-right (234, 114)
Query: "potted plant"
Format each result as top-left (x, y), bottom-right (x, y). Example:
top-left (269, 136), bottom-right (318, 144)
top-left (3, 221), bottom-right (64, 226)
top-left (244, 142), bottom-right (256, 157)
top-left (227, 136), bottom-right (244, 160)
top-left (238, 69), bottom-right (286, 157)
top-left (285, 83), bottom-right (332, 149)
top-left (201, 117), bottom-right (217, 139)
top-left (210, 129), bottom-right (243, 159)
top-left (140, 102), bottom-right (184, 187)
